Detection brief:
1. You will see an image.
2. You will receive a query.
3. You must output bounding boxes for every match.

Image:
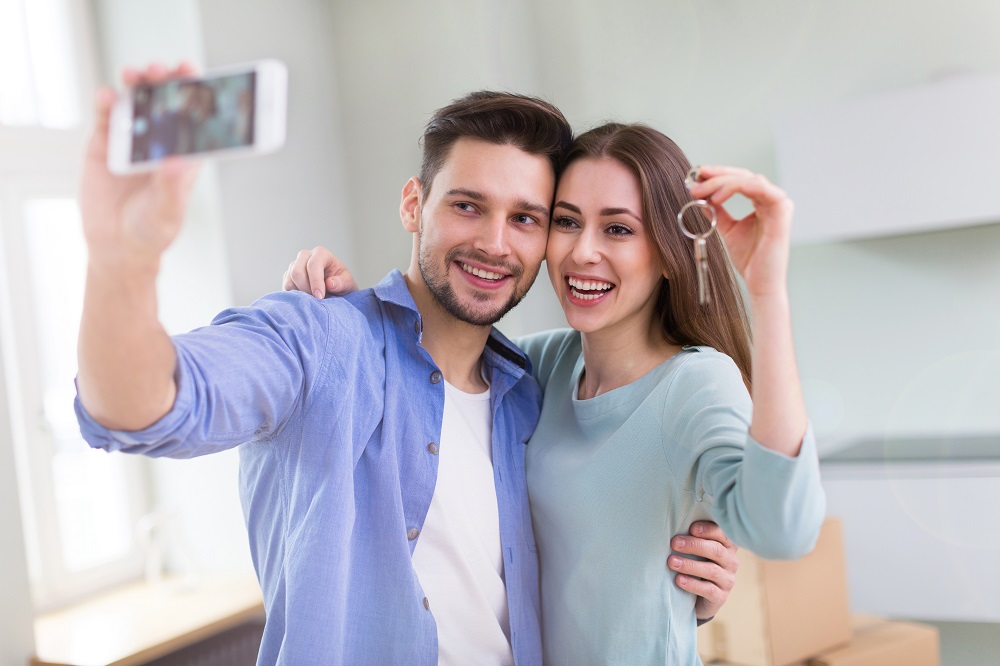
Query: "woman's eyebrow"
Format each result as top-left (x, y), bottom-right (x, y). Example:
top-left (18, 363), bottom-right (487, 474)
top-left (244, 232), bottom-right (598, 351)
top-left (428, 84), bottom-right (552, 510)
top-left (554, 201), bottom-right (641, 222)
top-left (601, 207), bottom-right (641, 222)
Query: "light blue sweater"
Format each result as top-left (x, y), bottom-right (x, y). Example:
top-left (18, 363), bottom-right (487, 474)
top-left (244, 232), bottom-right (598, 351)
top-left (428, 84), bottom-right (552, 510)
top-left (518, 329), bottom-right (825, 666)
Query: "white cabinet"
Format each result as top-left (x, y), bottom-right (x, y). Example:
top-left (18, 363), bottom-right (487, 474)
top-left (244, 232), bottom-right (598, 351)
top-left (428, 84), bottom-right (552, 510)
top-left (774, 75), bottom-right (1000, 244)
top-left (820, 441), bottom-right (1000, 622)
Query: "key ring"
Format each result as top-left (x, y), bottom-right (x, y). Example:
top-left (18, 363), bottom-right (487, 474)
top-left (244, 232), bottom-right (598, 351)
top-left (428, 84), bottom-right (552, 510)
top-left (677, 199), bottom-right (717, 240)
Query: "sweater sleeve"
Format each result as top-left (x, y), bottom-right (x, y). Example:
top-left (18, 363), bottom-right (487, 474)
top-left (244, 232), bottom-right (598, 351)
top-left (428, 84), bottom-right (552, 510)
top-left (667, 349), bottom-right (826, 559)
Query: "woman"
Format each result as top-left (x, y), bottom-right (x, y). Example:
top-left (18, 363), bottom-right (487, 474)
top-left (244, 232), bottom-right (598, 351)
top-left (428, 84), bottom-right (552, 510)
top-left (284, 123), bottom-right (824, 664)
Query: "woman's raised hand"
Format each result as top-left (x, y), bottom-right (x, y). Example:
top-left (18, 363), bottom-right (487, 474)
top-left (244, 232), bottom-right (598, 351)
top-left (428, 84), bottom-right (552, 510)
top-left (686, 166), bottom-right (794, 299)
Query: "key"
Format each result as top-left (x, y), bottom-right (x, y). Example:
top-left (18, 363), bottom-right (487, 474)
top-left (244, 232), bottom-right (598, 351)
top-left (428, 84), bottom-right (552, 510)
top-left (694, 236), bottom-right (709, 305)
top-left (677, 199), bottom-right (718, 306)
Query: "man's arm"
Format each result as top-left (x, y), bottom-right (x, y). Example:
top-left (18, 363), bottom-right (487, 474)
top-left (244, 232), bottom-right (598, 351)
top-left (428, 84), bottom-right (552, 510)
top-left (77, 64), bottom-right (201, 431)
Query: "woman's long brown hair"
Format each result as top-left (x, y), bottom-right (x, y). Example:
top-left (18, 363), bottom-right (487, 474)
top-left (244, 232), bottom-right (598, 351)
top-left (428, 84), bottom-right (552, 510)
top-left (565, 123), bottom-right (753, 388)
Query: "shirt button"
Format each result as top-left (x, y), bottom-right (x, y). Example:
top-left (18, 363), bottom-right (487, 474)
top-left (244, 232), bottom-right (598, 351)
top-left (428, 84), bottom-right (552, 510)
top-left (430, 370), bottom-right (442, 384)
top-left (407, 528), bottom-right (420, 540)
top-left (427, 442), bottom-right (439, 455)
top-left (414, 320), bottom-right (421, 335)
top-left (423, 597), bottom-right (430, 610)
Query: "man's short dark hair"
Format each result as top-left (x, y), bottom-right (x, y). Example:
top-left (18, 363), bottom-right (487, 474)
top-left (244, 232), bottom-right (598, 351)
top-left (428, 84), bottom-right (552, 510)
top-left (419, 91), bottom-right (573, 200)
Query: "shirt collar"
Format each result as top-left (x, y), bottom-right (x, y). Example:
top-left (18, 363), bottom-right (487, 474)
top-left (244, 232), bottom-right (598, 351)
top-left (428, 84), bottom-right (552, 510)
top-left (372, 270), bottom-right (531, 379)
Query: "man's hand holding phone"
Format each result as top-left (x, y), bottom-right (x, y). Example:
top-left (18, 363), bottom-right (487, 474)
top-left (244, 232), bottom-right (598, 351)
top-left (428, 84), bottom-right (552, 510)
top-left (82, 63), bottom-right (203, 268)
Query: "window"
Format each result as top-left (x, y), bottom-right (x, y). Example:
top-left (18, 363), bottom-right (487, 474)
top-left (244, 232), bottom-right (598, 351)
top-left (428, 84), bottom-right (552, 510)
top-left (0, 0), bottom-right (152, 610)
top-left (0, 0), bottom-right (80, 128)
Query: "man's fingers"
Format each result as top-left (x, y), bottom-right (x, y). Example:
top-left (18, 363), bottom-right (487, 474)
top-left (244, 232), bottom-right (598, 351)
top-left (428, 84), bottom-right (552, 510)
top-left (87, 87), bottom-right (117, 161)
top-left (689, 521), bottom-right (735, 549)
top-left (674, 573), bottom-right (725, 605)
top-left (174, 61), bottom-right (198, 77)
top-left (672, 535), bottom-right (734, 566)
top-left (668, 555), bottom-right (735, 591)
top-left (151, 158), bottom-right (199, 226)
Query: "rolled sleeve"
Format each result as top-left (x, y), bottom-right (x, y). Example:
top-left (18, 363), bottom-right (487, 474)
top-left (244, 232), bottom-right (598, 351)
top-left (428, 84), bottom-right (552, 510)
top-left (731, 424), bottom-right (826, 558)
top-left (73, 291), bottom-right (330, 459)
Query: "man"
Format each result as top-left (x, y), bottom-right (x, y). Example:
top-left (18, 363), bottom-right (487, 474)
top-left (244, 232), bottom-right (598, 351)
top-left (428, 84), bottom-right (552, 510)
top-left (76, 63), bottom-right (736, 664)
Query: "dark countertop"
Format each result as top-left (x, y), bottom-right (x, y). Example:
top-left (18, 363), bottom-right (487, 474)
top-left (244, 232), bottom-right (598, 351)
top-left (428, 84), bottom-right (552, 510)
top-left (820, 435), bottom-right (1000, 465)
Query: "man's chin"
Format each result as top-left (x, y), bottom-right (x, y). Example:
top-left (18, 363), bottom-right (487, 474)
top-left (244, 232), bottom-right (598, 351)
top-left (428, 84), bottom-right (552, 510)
top-left (444, 290), bottom-right (522, 327)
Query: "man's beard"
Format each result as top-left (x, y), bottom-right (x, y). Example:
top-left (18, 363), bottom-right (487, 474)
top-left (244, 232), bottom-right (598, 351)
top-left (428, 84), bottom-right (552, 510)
top-left (418, 243), bottom-right (533, 327)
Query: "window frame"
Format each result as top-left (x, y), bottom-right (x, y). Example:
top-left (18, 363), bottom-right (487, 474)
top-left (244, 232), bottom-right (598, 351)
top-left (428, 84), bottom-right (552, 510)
top-left (0, 0), bottom-right (154, 612)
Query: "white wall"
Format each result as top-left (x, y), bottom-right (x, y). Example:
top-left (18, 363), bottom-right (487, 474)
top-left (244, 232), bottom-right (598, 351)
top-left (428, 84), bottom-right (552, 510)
top-left (199, 0), bottom-right (353, 307)
top-left (323, 0), bottom-right (1000, 452)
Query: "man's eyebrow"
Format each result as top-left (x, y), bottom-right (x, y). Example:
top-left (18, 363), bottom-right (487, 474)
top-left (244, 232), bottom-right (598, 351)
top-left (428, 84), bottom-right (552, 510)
top-left (449, 189), bottom-right (550, 218)
top-left (516, 199), bottom-right (551, 218)
top-left (445, 188), bottom-right (486, 201)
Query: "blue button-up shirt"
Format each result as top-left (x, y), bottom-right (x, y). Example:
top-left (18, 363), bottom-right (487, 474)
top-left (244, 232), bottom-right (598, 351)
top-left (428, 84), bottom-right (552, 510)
top-left (75, 270), bottom-right (544, 665)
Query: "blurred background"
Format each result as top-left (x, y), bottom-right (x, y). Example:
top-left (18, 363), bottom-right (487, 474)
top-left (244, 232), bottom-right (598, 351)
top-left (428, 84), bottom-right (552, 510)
top-left (1, 0), bottom-right (998, 663)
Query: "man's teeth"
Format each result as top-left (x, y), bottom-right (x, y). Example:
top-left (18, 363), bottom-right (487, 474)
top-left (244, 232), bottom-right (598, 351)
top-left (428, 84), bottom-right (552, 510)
top-left (461, 263), bottom-right (504, 280)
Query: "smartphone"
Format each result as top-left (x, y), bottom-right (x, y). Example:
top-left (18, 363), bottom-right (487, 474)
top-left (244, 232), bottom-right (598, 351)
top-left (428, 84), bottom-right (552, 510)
top-left (107, 59), bottom-right (288, 174)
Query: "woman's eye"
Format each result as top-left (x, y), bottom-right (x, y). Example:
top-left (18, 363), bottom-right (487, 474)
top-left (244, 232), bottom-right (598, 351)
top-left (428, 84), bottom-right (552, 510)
top-left (608, 224), bottom-right (634, 237)
top-left (553, 216), bottom-right (578, 229)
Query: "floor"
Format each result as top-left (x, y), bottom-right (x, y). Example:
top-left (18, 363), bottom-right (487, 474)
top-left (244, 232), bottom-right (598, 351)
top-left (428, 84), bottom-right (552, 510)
top-left (922, 621), bottom-right (1000, 665)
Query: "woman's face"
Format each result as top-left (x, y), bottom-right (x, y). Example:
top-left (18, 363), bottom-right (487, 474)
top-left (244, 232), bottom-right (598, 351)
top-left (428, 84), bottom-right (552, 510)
top-left (546, 157), bottom-right (666, 337)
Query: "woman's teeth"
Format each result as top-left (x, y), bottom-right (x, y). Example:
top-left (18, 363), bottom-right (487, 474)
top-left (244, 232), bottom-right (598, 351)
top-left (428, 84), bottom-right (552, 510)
top-left (568, 277), bottom-right (614, 300)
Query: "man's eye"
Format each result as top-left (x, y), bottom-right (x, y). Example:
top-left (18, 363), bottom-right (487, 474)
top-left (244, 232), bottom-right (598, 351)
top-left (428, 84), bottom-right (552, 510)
top-left (513, 214), bottom-right (537, 225)
top-left (455, 202), bottom-right (476, 213)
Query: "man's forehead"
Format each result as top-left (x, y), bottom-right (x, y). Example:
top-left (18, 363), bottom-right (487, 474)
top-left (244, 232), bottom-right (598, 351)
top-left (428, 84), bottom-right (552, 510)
top-left (434, 138), bottom-right (556, 202)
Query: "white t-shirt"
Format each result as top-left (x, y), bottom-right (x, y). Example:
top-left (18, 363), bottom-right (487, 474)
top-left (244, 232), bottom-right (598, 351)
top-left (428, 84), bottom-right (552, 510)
top-left (410, 379), bottom-right (513, 666)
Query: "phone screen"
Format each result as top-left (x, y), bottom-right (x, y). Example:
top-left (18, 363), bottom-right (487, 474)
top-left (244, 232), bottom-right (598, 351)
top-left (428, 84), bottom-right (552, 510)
top-left (129, 72), bottom-right (256, 163)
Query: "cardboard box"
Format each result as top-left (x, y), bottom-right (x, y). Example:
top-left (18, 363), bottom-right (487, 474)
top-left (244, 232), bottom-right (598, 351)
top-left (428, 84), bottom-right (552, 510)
top-left (698, 518), bottom-right (852, 666)
top-left (806, 619), bottom-right (939, 666)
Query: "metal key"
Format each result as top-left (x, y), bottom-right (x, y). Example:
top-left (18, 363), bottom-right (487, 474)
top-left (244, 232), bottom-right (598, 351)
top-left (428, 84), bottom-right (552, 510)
top-left (677, 199), bottom-right (718, 306)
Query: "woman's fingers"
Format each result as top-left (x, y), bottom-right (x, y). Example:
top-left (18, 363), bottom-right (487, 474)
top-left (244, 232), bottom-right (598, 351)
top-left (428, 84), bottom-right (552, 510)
top-left (690, 171), bottom-right (787, 210)
top-left (688, 168), bottom-right (793, 240)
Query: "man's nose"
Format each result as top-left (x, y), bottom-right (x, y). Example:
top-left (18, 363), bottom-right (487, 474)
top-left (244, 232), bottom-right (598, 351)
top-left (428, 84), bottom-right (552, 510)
top-left (474, 214), bottom-right (512, 257)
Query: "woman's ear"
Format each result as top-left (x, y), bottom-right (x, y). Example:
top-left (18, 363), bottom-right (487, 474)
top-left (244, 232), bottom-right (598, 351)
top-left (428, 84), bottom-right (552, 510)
top-left (400, 177), bottom-right (423, 233)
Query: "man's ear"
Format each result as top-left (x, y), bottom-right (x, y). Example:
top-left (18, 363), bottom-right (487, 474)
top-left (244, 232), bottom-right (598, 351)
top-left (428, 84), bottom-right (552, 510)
top-left (400, 177), bottom-right (423, 233)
